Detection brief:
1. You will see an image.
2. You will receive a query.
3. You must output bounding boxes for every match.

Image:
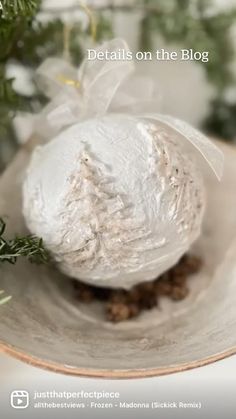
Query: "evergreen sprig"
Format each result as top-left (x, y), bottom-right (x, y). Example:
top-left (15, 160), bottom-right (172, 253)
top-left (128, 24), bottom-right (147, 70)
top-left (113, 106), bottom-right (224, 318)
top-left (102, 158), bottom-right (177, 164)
top-left (0, 0), bottom-right (40, 19)
top-left (0, 218), bottom-right (50, 265)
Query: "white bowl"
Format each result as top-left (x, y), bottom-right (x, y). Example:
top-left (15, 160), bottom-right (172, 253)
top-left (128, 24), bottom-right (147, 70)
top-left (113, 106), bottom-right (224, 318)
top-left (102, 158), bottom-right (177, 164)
top-left (0, 141), bottom-right (236, 378)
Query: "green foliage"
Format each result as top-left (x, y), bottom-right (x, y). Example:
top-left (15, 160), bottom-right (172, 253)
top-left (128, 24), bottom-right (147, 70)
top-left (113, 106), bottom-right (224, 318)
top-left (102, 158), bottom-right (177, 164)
top-left (0, 218), bottom-right (50, 264)
top-left (0, 0), bottom-right (40, 19)
top-left (0, 63), bottom-right (31, 171)
top-left (0, 1), bottom-right (42, 170)
top-left (0, 1), bottom-right (41, 60)
top-left (204, 99), bottom-right (236, 141)
top-left (0, 73), bottom-right (17, 105)
top-left (0, 2), bottom-right (112, 170)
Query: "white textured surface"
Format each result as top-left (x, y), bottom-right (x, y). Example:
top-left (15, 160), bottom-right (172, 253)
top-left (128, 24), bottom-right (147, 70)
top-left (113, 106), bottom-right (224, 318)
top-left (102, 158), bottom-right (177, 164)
top-left (23, 115), bottom-right (205, 289)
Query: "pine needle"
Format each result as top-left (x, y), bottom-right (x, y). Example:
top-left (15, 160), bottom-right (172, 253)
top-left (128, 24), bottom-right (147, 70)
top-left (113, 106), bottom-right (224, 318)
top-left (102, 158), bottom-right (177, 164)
top-left (0, 290), bottom-right (12, 305)
top-left (0, 0), bottom-right (40, 19)
top-left (0, 218), bottom-right (50, 265)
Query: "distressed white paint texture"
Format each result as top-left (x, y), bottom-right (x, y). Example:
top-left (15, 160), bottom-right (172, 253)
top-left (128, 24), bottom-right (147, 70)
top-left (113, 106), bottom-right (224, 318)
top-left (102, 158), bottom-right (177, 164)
top-left (23, 114), bottom-right (205, 288)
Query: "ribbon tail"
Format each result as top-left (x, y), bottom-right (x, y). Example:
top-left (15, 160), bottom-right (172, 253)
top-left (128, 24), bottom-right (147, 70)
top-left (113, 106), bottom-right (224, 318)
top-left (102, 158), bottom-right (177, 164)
top-left (109, 75), bottom-right (161, 114)
top-left (78, 38), bottom-right (135, 117)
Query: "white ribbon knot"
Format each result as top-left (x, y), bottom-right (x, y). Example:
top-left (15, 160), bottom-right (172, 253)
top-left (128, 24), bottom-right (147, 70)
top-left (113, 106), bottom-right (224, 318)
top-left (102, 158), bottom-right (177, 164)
top-left (22, 38), bottom-right (224, 179)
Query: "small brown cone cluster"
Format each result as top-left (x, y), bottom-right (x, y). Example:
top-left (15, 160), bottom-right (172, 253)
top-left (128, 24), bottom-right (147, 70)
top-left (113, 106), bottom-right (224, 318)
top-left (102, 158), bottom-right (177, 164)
top-left (72, 254), bottom-right (202, 323)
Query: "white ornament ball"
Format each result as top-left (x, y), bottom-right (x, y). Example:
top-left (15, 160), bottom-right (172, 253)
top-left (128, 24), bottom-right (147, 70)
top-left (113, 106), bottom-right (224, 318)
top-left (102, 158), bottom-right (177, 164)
top-left (23, 114), bottom-right (205, 289)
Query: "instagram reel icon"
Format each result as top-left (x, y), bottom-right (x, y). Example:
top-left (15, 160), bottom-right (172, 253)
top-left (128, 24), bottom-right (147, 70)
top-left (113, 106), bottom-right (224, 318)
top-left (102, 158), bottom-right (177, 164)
top-left (10, 390), bottom-right (29, 409)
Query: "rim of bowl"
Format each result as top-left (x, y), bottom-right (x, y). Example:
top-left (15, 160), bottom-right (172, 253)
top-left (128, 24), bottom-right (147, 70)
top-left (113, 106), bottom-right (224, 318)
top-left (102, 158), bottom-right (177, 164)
top-left (0, 341), bottom-right (236, 378)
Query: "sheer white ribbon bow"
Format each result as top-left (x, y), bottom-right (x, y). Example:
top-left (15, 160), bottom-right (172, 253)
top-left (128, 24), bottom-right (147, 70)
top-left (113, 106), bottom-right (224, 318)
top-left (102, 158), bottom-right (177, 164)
top-left (24, 38), bottom-right (224, 179)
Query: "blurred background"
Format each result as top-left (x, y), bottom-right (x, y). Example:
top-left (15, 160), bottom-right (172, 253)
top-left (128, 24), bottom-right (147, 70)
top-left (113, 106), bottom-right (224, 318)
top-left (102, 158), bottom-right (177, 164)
top-left (0, 0), bottom-right (236, 171)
